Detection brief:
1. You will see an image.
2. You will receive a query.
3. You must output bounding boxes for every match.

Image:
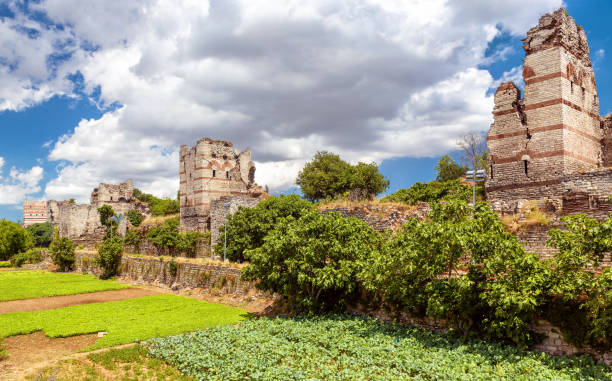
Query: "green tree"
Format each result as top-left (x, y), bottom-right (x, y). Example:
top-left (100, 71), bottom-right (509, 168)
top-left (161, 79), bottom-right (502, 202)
top-left (97, 236), bottom-right (124, 279)
top-left (242, 210), bottom-right (383, 312)
top-left (26, 222), bottom-right (53, 247)
top-left (0, 219), bottom-right (33, 260)
top-left (124, 230), bottom-right (141, 253)
top-left (434, 155), bottom-right (467, 182)
top-left (126, 209), bottom-right (144, 227)
top-left (213, 195), bottom-right (314, 262)
top-left (176, 231), bottom-right (207, 258)
top-left (296, 151), bottom-right (352, 201)
top-left (146, 217), bottom-right (180, 255)
top-left (49, 237), bottom-right (75, 272)
top-left (349, 162), bottom-right (390, 199)
top-left (98, 205), bottom-right (115, 227)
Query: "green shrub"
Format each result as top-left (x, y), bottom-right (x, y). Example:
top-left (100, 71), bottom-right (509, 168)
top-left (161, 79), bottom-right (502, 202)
top-left (381, 179), bottom-right (476, 205)
top-left (124, 230), bottom-right (141, 252)
top-left (242, 209), bottom-right (382, 312)
top-left (545, 214), bottom-right (612, 349)
top-left (214, 195), bottom-right (314, 262)
top-left (176, 231), bottom-right (207, 258)
top-left (134, 189), bottom-right (179, 217)
top-left (146, 217), bottom-right (180, 255)
top-left (98, 205), bottom-right (115, 227)
top-left (49, 237), bottom-right (76, 272)
top-left (126, 209), bottom-right (144, 227)
top-left (9, 248), bottom-right (43, 267)
top-left (168, 260), bottom-right (178, 277)
top-left (25, 222), bottom-right (53, 247)
top-left (0, 219), bottom-right (33, 260)
top-left (0, 261), bottom-right (10, 268)
top-left (96, 236), bottom-right (124, 279)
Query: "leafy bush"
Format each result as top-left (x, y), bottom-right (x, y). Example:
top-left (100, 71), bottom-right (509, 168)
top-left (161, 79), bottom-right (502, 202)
top-left (126, 209), bottom-right (144, 227)
top-left (147, 315), bottom-right (612, 380)
top-left (134, 189), bottom-right (179, 216)
top-left (168, 260), bottom-right (178, 277)
top-left (98, 205), bottom-right (115, 227)
top-left (123, 230), bottom-right (141, 252)
top-left (176, 231), bottom-right (207, 258)
top-left (214, 195), bottom-right (313, 262)
top-left (97, 236), bottom-right (124, 279)
top-left (26, 222), bottom-right (53, 247)
top-left (545, 214), bottom-right (612, 349)
top-left (381, 179), bottom-right (475, 205)
top-left (9, 248), bottom-right (43, 267)
top-left (0, 261), bottom-right (11, 268)
top-left (296, 151), bottom-right (389, 201)
top-left (360, 200), bottom-right (550, 347)
top-left (242, 210), bottom-right (382, 312)
top-left (146, 217), bottom-right (180, 255)
top-left (49, 237), bottom-right (76, 272)
top-left (434, 154), bottom-right (467, 182)
top-left (0, 219), bottom-right (33, 260)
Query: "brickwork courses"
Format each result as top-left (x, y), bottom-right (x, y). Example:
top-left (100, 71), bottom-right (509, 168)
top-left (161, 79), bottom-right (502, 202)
top-left (23, 201), bottom-right (48, 226)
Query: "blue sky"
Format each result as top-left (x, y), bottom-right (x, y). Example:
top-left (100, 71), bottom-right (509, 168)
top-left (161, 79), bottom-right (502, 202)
top-left (0, 0), bottom-right (606, 222)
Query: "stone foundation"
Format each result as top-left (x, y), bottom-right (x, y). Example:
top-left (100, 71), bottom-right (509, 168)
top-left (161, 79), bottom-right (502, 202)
top-left (74, 253), bottom-right (255, 295)
top-left (318, 202), bottom-right (432, 232)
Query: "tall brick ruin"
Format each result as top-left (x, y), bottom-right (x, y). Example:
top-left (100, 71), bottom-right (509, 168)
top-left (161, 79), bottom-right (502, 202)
top-left (486, 9), bottom-right (612, 265)
top-left (179, 138), bottom-right (265, 238)
top-left (487, 9), bottom-right (604, 200)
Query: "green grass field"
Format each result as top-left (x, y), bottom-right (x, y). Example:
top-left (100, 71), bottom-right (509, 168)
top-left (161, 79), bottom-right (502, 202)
top-left (0, 270), bottom-right (131, 301)
top-left (0, 294), bottom-right (247, 350)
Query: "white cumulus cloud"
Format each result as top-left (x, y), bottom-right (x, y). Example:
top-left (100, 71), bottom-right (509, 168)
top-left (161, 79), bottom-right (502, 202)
top-left (0, 164), bottom-right (44, 205)
top-left (1, 0), bottom-right (564, 199)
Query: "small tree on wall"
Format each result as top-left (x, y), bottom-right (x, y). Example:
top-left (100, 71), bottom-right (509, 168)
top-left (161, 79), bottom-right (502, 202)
top-left (49, 237), bottom-right (75, 272)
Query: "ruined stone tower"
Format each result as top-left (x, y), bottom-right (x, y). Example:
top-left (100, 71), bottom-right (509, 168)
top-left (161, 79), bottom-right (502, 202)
top-left (179, 138), bottom-right (261, 233)
top-left (487, 9), bottom-right (601, 200)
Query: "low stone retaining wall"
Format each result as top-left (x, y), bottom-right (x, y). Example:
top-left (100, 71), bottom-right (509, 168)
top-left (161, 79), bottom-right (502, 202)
top-left (74, 253), bottom-right (255, 295)
top-left (319, 202), bottom-right (431, 232)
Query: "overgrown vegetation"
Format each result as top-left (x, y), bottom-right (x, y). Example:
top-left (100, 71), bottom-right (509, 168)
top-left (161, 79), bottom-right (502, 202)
top-left (214, 195), bottom-right (314, 262)
top-left (49, 237), bottom-right (76, 272)
top-left (147, 315), bottom-right (611, 380)
top-left (134, 188), bottom-right (180, 216)
top-left (145, 217), bottom-right (207, 257)
top-left (9, 248), bottom-right (43, 267)
top-left (25, 222), bottom-right (53, 247)
top-left (0, 270), bottom-right (130, 301)
top-left (434, 154), bottom-right (467, 182)
top-left (0, 294), bottom-right (246, 350)
top-left (0, 219), bottom-right (33, 260)
top-left (96, 236), bottom-right (124, 278)
top-left (296, 151), bottom-right (389, 201)
top-left (381, 179), bottom-right (476, 205)
top-left (126, 209), bottom-right (144, 227)
top-left (242, 209), bottom-right (382, 312)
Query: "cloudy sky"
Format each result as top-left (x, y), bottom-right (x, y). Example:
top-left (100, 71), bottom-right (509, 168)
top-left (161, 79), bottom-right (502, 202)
top-left (1, 0), bottom-right (610, 221)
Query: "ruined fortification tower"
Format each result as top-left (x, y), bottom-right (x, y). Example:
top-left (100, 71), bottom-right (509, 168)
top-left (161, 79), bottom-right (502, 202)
top-left (179, 138), bottom-right (258, 233)
top-left (487, 9), bottom-right (601, 199)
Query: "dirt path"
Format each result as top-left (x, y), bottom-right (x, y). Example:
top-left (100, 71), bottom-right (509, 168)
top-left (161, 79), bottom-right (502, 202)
top-left (0, 288), bottom-right (160, 314)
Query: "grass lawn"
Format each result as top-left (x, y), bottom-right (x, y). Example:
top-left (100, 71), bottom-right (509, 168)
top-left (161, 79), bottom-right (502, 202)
top-left (0, 294), bottom-right (247, 351)
top-left (147, 315), bottom-right (612, 381)
top-left (26, 346), bottom-right (193, 381)
top-left (0, 270), bottom-right (131, 301)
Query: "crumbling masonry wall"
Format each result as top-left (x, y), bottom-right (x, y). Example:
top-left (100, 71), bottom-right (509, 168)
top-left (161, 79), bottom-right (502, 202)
top-left (487, 9), bottom-right (602, 200)
top-left (210, 195), bottom-right (261, 247)
top-left (179, 138), bottom-right (264, 235)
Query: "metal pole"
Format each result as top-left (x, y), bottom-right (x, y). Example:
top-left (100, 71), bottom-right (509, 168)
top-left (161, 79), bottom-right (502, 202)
top-left (473, 174), bottom-right (476, 207)
top-left (224, 222), bottom-right (227, 262)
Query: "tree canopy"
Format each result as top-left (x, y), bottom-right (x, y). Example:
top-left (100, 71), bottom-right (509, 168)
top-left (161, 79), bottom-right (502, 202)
top-left (0, 219), bottom-right (33, 260)
top-left (296, 151), bottom-right (389, 201)
top-left (434, 155), bottom-right (467, 182)
top-left (134, 188), bottom-right (179, 216)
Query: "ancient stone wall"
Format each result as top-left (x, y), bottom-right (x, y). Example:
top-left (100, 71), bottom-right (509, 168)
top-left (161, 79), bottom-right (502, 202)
top-left (47, 179), bottom-right (150, 248)
top-left (179, 138), bottom-right (264, 234)
top-left (486, 9), bottom-right (603, 201)
top-left (23, 201), bottom-right (48, 226)
top-left (74, 253), bottom-right (255, 295)
top-left (318, 202), bottom-right (432, 232)
top-left (210, 195), bottom-right (261, 247)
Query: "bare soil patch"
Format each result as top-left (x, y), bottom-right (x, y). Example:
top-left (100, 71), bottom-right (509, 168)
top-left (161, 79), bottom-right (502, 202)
top-left (0, 331), bottom-right (98, 379)
top-left (0, 288), bottom-right (159, 314)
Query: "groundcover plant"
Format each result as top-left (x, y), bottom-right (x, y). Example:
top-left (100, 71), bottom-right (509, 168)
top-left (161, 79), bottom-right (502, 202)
top-left (0, 270), bottom-right (131, 301)
top-left (146, 315), bottom-right (611, 381)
